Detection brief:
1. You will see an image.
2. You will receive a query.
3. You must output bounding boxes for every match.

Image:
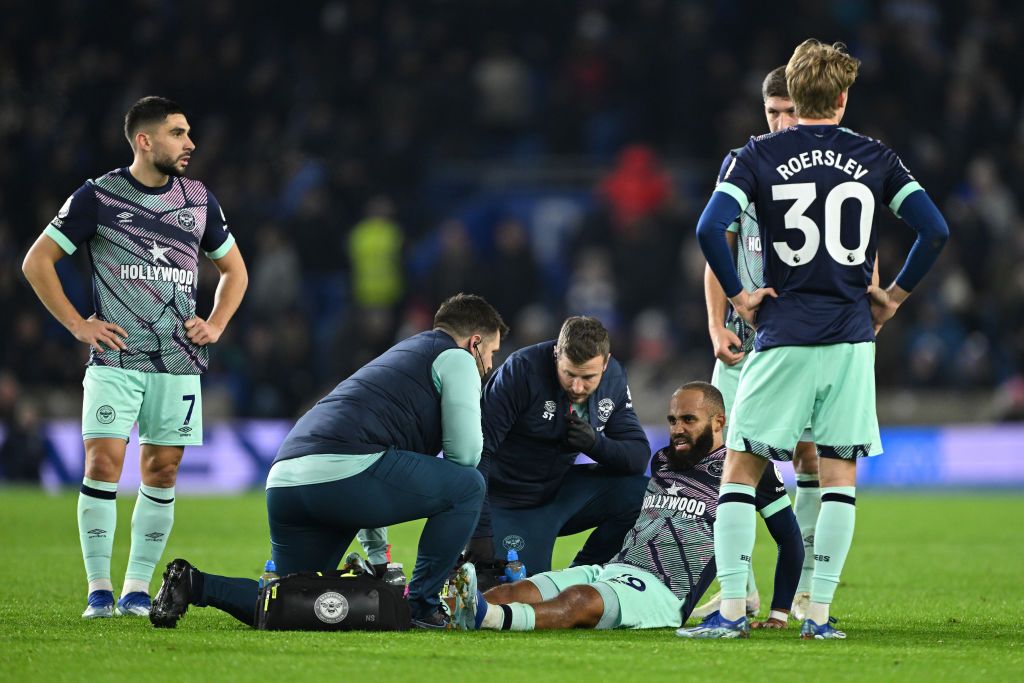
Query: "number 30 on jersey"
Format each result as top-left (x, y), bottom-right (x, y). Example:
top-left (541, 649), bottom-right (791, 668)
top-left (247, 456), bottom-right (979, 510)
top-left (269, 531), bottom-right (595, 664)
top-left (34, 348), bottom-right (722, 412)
top-left (771, 181), bottom-right (874, 266)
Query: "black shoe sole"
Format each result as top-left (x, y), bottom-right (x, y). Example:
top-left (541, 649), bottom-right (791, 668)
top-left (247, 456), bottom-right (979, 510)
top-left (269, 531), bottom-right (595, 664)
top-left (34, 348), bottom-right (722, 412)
top-left (149, 563), bottom-right (189, 629)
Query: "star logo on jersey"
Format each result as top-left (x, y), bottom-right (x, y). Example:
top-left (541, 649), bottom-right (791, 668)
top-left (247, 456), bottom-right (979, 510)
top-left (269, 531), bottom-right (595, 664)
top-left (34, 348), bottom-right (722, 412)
top-left (665, 482), bottom-right (683, 496)
top-left (147, 240), bottom-right (171, 265)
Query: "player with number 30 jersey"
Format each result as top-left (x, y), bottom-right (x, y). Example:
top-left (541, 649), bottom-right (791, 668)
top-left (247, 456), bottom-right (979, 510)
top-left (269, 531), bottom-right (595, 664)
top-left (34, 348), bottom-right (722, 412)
top-left (683, 39), bottom-right (948, 641)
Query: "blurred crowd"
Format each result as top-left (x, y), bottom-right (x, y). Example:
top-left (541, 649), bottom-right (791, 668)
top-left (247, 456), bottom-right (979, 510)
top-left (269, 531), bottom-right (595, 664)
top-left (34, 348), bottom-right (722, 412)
top-left (1, 0), bottom-right (1023, 459)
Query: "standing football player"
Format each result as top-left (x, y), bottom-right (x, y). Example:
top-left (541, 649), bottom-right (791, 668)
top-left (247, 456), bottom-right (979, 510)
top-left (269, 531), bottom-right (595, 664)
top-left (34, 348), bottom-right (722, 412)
top-left (698, 65), bottom-right (801, 623)
top-left (22, 96), bottom-right (248, 618)
top-left (699, 65), bottom-right (883, 624)
top-left (679, 40), bottom-right (948, 639)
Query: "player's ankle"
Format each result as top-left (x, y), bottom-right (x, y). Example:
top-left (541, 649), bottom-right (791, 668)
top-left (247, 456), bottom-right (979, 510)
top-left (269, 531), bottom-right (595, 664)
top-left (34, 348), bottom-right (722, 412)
top-left (480, 601), bottom-right (503, 630)
top-left (720, 598), bottom-right (746, 621)
top-left (806, 601), bottom-right (829, 625)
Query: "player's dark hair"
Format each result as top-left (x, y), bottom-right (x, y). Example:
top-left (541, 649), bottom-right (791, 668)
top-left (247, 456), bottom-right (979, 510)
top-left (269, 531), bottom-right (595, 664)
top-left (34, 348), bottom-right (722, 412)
top-left (433, 293), bottom-right (508, 340)
top-left (676, 381), bottom-right (726, 418)
top-left (124, 96), bottom-right (186, 147)
top-left (762, 65), bottom-right (789, 100)
top-left (556, 316), bottom-right (610, 364)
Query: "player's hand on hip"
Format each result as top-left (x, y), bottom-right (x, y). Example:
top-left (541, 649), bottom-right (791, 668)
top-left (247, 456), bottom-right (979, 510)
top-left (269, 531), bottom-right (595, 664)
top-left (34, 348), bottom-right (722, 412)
top-left (72, 314), bottom-right (128, 353)
top-left (184, 317), bottom-right (223, 346)
top-left (730, 288), bottom-right (777, 329)
top-left (709, 325), bottom-right (745, 365)
top-left (868, 285), bottom-right (899, 334)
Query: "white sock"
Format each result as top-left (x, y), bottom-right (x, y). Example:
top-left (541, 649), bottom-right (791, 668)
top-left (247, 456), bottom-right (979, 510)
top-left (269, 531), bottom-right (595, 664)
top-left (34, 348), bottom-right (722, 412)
top-left (88, 579), bottom-right (114, 594)
top-left (720, 598), bottom-right (747, 621)
top-left (121, 579), bottom-right (150, 597)
top-left (806, 601), bottom-right (829, 625)
top-left (481, 601), bottom-right (504, 630)
top-left (768, 609), bottom-right (789, 622)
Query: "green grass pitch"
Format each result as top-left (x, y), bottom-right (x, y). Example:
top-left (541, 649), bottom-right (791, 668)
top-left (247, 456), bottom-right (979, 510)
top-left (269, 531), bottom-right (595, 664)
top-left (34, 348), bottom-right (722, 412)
top-left (1, 489), bottom-right (1021, 682)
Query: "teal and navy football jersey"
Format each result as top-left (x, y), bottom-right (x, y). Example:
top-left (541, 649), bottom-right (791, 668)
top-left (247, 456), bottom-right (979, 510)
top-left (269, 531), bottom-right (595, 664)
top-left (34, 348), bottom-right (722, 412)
top-left (716, 125), bottom-right (923, 350)
top-left (44, 168), bottom-right (235, 374)
top-left (716, 150), bottom-right (765, 354)
top-left (612, 445), bottom-right (787, 613)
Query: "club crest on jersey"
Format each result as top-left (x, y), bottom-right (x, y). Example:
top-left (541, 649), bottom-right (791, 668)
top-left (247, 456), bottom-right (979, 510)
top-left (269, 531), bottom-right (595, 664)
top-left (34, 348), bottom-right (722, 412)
top-left (597, 398), bottom-right (615, 422)
top-left (313, 591), bottom-right (349, 624)
top-left (707, 460), bottom-right (724, 477)
top-left (176, 209), bottom-right (196, 230)
top-left (542, 400), bottom-right (556, 421)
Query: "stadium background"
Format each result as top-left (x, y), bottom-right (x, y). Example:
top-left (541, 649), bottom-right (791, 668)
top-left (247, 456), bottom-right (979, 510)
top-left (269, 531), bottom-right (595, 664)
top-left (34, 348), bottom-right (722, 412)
top-left (1, 0), bottom-right (1022, 491)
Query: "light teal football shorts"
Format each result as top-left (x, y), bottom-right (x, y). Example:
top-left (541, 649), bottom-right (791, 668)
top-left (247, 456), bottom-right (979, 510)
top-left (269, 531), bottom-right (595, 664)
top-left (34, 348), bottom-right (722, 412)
top-left (726, 342), bottom-right (879, 461)
top-left (527, 563), bottom-right (681, 629)
top-left (82, 365), bottom-right (203, 446)
top-left (713, 355), bottom-right (813, 444)
top-left (714, 352), bottom-right (882, 456)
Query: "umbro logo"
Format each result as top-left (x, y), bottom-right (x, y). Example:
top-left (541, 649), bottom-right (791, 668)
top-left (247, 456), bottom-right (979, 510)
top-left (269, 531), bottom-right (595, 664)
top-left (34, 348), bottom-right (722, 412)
top-left (87, 528), bottom-right (107, 539)
top-left (117, 211), bottom-right (133, 224)
top-left (145, 532), bottom-right (165, 542)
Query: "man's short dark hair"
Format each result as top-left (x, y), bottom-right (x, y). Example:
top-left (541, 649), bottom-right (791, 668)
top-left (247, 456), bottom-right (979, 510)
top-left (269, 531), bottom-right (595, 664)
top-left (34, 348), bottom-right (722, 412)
top-left (124, 96), bottom-right (186, 147)
top-left (762, 65), bottom-right (789, 101)
top-left (556, 316), bottom-right (610, 365)
top-left (676, 381), bottom-right (726, 418)
top-left (433, 293), bottom-right (508, 339)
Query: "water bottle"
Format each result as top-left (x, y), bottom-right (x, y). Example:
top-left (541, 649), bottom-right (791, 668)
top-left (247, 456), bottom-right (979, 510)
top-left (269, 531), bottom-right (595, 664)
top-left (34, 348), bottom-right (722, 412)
top-left (381, 546), bottom-right (407, 588)
top-left (503, 550), bottom-right (527, 583)
top-left (382, 562), bottom-right (407, 588)
top-left (381, 544), bottom-right (408, 596)
top-left (258, 559), bottom-right (278, 590)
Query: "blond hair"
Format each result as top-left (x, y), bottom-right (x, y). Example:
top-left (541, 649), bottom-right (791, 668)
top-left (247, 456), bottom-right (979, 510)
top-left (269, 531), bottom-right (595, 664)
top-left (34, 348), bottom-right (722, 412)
top-left (785, 39), bottom-right (860, 119)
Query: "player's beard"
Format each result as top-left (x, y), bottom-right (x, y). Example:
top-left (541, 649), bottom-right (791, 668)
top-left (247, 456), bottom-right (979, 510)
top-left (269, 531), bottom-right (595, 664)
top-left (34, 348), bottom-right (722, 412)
top-left (666, 424), bottom-right (715, 470)
top-left (154, 154), bottom-right (186, 178)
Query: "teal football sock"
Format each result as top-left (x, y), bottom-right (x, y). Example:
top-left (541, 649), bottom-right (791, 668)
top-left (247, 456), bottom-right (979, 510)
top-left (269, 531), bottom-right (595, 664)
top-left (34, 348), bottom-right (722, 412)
top-left (505, 603), bottom-right (536, 631)
top-left (810, 486), bottom-right (856, 606)
top-left (79, 477), bottom-right (118, 594)
top-left (124, 484), bottom-right (175, 594)
top-left (794, 473), bottom-right (821, 594)
top-left (714, 483), bottom-right (757, 619)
